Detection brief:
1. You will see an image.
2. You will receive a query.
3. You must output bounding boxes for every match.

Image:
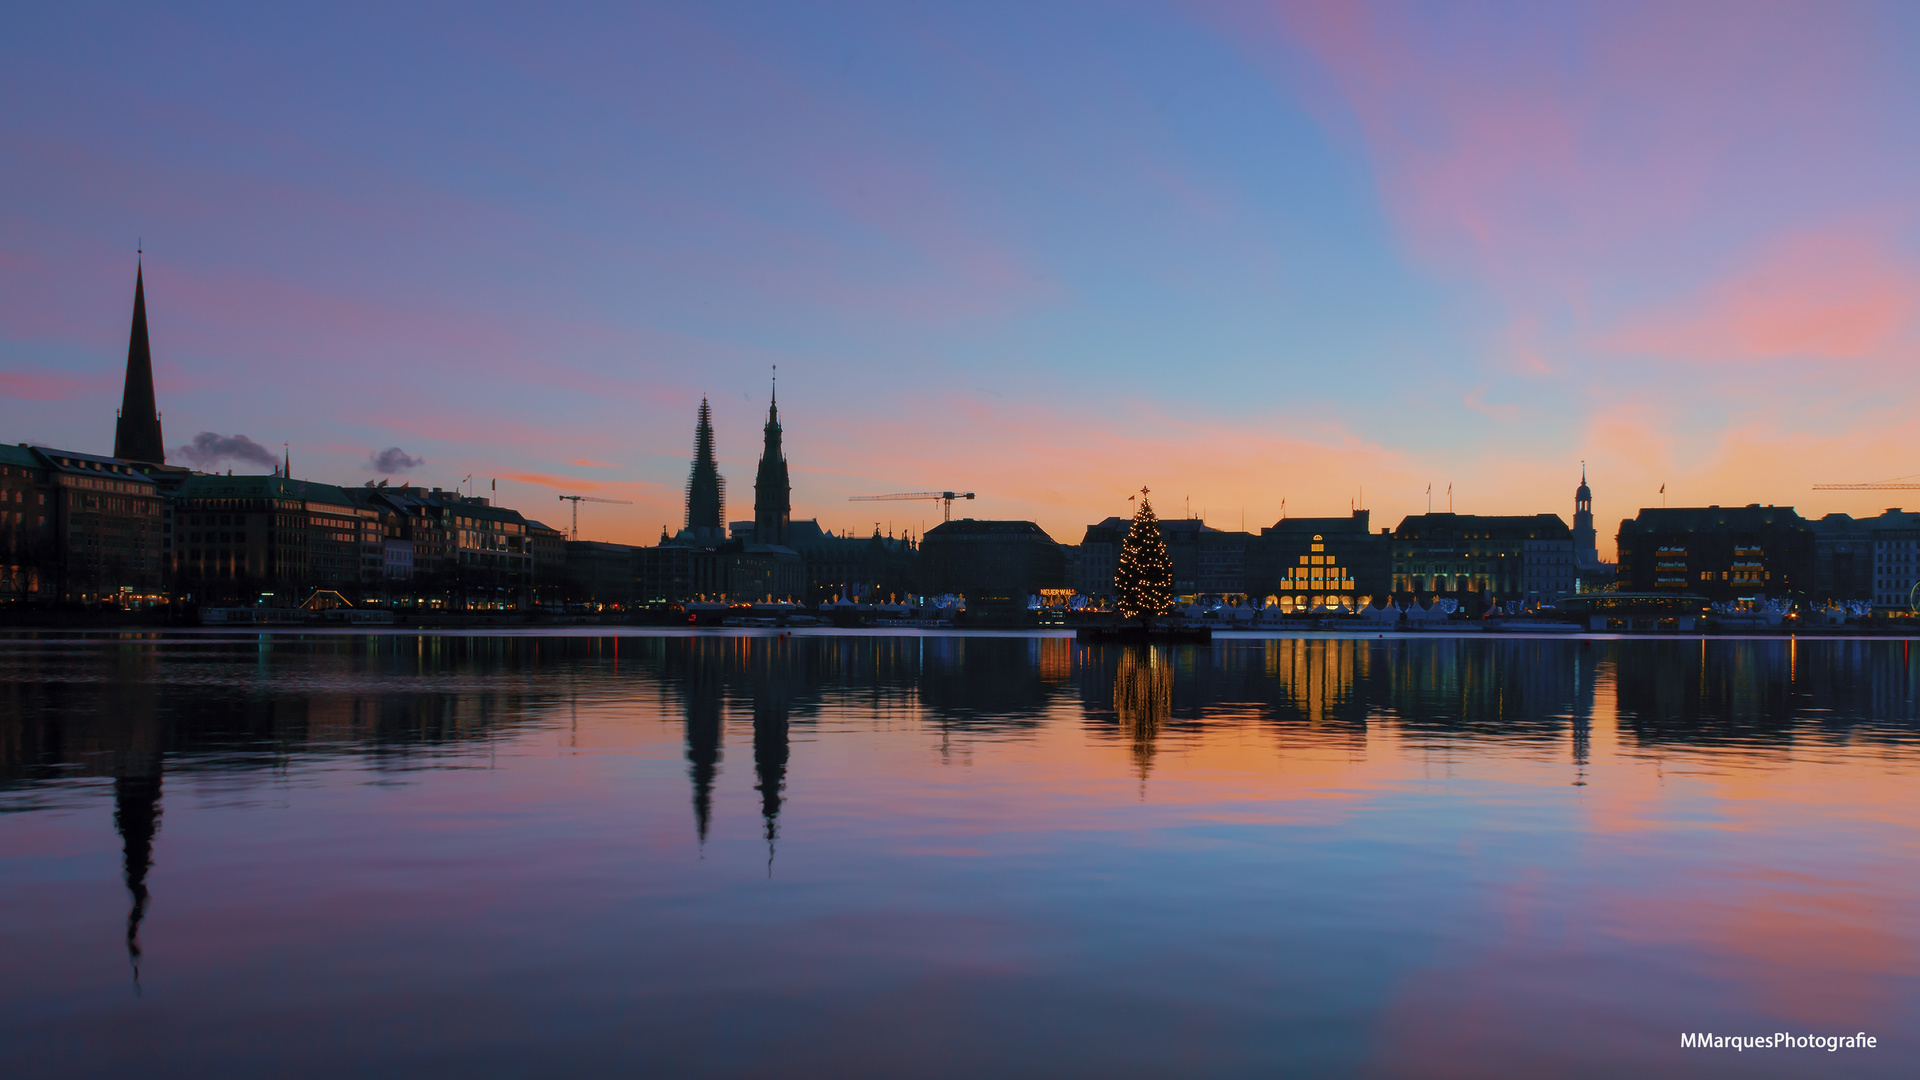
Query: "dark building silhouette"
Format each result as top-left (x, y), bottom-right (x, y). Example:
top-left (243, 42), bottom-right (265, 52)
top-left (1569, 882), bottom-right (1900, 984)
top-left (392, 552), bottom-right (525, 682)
top-left (640, 391), bottom-right (804, 603)
top-left (0, 444), bottom-right (55, 601)
top-left (1810, 513), bottom-right (1873, 602)
top-left (752, 384), bottom-right (790, 547)
top-left (1616, 505), bottom-right (1814, 600)
top-left (684, 399), bottom-right (725, 544)
top-left (113, 260), bottom-right (166, 465)
top-left (920, 519), bottom-right (1066, 610)
top-left (782, 519), bottom-right (918, 604)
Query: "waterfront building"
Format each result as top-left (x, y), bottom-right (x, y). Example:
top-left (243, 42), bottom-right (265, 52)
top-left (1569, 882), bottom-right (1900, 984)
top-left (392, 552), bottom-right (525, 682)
top-left (919, 519), bottom-right (1066, 609)
top-left (1159, 516), bottom-right (1215, 597)
top-left (382, 537), bottom-right (414, 581)
top-left (1246, 512), bottom-right (1390, 611)
top-left (0, 444), bottom-right (54, 602)
top-left (1196, 528), bottom-right (1250, 598)
top-left (1615, 505), bottom-right (1814, 601)
top-left (638, 539), bottom-right (725, 603)
top-left (1867, 510), bottom-right (1920, 609)
top-left (169, 474), bottom-right (375, 603)
top-left (1810, 513), bottom-right (1873, 601)
top-left (783, 519), bottom-right (916, 604)
top-left (31, 446), bottom-right (166, 603)
top-left (567, 541), bottom-right (643, 606)
top-left (361, 486), bottom-right (539, 606)
top-left (1522, 533), bottom-right (1578, 605)
top-left (1392, 513), bottom-right (1573, 611)
top-left (1072, 517), bottom-right (1127, 602)
top-left (526, 519), bottom-right (568, 596)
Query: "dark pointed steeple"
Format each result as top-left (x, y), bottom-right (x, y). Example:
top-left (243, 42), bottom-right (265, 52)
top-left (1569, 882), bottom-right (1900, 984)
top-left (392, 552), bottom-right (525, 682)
top-left (113, 257), bottom-right (166, 464)
top-left (752, 370), bottom-right (790, 546)
top-left (685, 399), bottom-right (725, 543)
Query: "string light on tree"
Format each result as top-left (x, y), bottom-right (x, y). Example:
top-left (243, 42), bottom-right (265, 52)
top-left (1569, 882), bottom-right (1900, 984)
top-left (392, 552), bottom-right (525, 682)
top-left (1114, 486), bottom-right (1174, 627)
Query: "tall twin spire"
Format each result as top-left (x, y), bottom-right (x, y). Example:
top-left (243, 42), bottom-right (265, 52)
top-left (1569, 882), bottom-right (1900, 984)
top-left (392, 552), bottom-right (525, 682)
top-left (113, 256), bottom-right (166, 464)
top-left (682, 371), bottom-right (791, 546)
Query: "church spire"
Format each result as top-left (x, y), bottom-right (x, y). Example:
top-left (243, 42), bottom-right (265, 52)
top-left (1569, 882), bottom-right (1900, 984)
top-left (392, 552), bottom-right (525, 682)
top-left (752, 370), bottom-right (790, 547)
top-left (684, 398), bottom-right (725, 541)
top-left (113, 255), bottom-right (166, 463)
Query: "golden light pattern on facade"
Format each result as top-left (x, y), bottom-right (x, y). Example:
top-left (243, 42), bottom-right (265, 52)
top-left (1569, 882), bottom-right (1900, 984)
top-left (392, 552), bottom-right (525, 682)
top-left (1275, 534), bottom-right (1359, 613)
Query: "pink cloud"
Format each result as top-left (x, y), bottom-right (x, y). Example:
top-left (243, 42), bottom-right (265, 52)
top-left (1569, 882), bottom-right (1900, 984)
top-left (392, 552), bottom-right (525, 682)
top-left (1601, 229), bottom-right (1920, 362)
top-left (1213, 2), bottom-right (1889, 290)
top-left (0, 367), bottom-right (113, 401)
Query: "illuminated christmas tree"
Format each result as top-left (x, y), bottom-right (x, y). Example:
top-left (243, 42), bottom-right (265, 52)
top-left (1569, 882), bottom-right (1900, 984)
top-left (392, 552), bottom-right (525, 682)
top-left (1114, 487), bottom-right (1173, 626)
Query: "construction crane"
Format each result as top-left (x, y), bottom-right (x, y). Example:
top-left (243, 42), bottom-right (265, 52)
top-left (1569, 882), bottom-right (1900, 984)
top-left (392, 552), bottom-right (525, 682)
top-left (557, 494), bottom-right (633, 541)
top-left (1813, 481), bottom-right (1920, 490)
top-left (849, 490), bottom-right (975, 522)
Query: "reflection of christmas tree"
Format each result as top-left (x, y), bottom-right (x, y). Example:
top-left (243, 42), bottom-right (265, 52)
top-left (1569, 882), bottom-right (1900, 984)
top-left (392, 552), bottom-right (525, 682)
top-left (1114, 487), bottom-right (1173, 627)
top-left (1114, 647), bottom-right (1172, 783)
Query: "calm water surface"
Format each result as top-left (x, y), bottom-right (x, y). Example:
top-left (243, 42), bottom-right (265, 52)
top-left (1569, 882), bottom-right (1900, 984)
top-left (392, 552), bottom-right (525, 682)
top-left (3, 631), bottom-right (1917, 1078)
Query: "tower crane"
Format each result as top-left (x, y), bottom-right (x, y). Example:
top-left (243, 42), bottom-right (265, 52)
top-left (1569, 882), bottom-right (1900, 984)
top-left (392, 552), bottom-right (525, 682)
top-left (557, 494), bottom-right (633, 541)
top-left (1812, 481), bottom-right (1920, 490)
top-left (849, 490), bottom-right (976, 521)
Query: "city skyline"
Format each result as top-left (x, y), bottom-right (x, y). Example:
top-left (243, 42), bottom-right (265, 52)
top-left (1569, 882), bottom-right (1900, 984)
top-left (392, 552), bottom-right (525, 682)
top-left (6, 4), bottom-right (1920, 544)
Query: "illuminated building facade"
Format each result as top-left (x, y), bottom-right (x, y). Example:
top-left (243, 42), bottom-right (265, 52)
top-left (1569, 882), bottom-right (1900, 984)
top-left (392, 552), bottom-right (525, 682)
top-left (34, 447), bottom-right (165, 602)
top-left (1392, 513), bottom-right (1573, 611)
top-left (1247, 511), bottom-right (1389, 612)
top-left (1615, 505), bottom-right (1814, 601)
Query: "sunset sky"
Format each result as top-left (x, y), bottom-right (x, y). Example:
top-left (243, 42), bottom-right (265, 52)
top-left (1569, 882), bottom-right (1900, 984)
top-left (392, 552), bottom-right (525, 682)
top-left (5, 2), bottom-right (1920, 545)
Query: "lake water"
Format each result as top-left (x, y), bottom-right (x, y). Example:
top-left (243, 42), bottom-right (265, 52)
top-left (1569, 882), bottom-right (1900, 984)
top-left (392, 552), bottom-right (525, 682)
top-left (2, 631), bottom-right (1916, 1078)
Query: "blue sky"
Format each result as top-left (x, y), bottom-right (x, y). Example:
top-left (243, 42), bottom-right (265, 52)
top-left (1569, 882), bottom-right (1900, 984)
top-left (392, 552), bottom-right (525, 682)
top-left (6, 2), bottom-right (1920, 542)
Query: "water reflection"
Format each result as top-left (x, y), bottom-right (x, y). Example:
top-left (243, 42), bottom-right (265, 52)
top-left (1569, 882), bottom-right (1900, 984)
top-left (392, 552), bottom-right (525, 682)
top-left (5, 634), bottom-right (1920, 811)
top-left (3, 632), bottom-right (1919, 1077)
top-left (113, 774), bottom-right (161, 986)
top-left (1111, 647), bottom-right (1173, 780)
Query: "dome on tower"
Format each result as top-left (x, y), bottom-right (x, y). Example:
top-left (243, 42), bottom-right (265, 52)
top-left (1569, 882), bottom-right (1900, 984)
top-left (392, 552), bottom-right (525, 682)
top-left (1576, 466), bottom-right (1591, 503)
